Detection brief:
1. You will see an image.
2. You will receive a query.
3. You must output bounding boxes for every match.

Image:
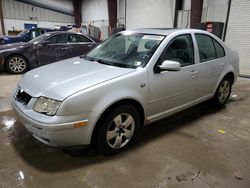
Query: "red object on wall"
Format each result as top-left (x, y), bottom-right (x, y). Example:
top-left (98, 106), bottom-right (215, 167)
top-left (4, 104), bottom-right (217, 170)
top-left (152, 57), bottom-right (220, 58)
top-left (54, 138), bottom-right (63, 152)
top-left (207, 23), bottom-right (213, 32)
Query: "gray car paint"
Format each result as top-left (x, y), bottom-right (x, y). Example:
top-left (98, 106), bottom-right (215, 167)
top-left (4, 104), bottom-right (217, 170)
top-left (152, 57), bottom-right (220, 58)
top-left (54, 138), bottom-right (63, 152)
top-left (11, 29), bottom-right (239, 147)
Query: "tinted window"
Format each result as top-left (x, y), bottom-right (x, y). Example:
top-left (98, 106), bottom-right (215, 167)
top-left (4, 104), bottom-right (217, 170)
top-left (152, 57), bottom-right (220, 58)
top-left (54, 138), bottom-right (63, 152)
top-left (213, 40), bottom-right (225, 58)
top-left (47, 34), bottom-right (68, 44)
top-left (29, 29), bottom-right (41, 39)
top-left (69, 34), bottom-right (92, 43)
top-left (41, 29), bottom-right (46, 34)
top-left (159, 34), bottom-right (194, 67)
top-left (195, 34), bottom-right (216, 62)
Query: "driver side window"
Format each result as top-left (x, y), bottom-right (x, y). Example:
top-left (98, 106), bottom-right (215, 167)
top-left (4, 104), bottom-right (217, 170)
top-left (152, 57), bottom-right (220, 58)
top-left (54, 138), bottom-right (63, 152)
top-left (158, 34), bottom-right (194, 67)
top-left (46, 34), bottom-right (68, 44)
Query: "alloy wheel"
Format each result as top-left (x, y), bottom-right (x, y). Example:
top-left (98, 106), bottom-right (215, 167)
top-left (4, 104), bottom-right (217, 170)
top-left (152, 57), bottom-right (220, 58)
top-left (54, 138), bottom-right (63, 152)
top-left (106, 113), bottom-right (135, 149)
top-left (8, 57), bottom-right (27, 73)
top-left (218, 80), bottom-right (231, 104)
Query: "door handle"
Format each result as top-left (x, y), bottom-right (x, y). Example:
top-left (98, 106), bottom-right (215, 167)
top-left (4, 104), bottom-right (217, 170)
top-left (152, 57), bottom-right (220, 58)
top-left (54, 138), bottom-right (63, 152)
top-left (88, 44), bottom-right (93, 47)
top-left (190, 70), bottom-right (198, 78)
top-left (61, 47), bottom-right (69, 50)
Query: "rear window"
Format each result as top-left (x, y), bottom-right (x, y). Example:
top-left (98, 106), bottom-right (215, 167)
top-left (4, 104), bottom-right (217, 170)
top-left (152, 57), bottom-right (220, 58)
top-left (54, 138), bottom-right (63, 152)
top-left (195, 34), bottom-right (216, 62)
top-left (195, 34), bottom-right (225, 62)
top-left (213, 40), bottom-right (225, 58)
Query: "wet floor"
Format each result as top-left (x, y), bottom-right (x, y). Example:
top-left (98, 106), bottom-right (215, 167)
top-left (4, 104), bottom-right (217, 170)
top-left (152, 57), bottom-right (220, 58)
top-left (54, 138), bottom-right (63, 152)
top-left (1, 74), bottom-right (250, 188)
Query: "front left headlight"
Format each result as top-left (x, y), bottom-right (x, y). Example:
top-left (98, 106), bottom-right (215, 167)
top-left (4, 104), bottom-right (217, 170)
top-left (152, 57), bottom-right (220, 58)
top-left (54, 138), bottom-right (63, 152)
top-left (33, 97), bottom-right (62, 116)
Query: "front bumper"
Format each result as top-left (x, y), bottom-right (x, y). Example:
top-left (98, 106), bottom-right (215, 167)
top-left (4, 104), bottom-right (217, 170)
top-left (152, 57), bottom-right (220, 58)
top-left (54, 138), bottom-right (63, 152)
top-left (11, 96), bottom-right (99, 147)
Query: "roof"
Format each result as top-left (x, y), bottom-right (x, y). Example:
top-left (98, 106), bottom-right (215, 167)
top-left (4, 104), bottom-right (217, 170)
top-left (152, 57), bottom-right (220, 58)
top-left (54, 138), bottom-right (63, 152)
top-left (46, 31), bottom-right (86, 35)
top-left (124, 28), bottom-right (206, 35)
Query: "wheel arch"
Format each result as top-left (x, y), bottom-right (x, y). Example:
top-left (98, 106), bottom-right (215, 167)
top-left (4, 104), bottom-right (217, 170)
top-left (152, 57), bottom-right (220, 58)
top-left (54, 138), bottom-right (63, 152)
top-left (224, 72), bottom-right (234, 83)
top-left (213, 71), bottom-right (235, 95)
top-left (90, 98), bottom-right (145, 146)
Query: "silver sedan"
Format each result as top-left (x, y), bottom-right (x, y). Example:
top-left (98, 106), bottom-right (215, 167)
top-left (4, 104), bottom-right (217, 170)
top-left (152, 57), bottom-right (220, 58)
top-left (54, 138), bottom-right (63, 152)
top-left (11, 29), bottom-right (239, 155)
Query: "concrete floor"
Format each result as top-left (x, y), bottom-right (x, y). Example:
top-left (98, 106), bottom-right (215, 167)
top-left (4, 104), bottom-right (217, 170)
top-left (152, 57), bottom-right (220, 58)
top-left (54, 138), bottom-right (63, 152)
top-left (0, 73), bottom-right (250, 188)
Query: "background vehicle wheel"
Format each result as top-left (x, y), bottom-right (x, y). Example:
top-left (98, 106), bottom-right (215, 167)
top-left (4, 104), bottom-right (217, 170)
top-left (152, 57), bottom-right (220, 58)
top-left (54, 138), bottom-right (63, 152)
top-left (213, 77), bottom-right (232, 106)
top-left (6, 55), bottom-right (28, 74)
top-left (96, 105), bottom-right (141, 155)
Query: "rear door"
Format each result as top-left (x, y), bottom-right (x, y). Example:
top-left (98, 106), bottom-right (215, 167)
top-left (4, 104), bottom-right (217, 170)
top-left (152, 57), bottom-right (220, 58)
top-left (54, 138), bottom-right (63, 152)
top-left (68, 34), bottom-right (97, 57)
top-left (38, 33), bottom-right (71, 65)
top-left (194, 33), bottom-right (226, 99)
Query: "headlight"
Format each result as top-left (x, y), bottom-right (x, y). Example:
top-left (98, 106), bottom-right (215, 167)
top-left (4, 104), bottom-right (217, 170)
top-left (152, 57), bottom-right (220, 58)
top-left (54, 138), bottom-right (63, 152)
top-left (33, 97), bottom-right (62, 116)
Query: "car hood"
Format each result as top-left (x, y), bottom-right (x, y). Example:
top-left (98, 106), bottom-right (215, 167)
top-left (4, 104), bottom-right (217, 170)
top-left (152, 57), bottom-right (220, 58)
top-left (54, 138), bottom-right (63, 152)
top-left (18, 57), bottom-right (136, 100)
top-left (0, 35), bottom-right (23, 43)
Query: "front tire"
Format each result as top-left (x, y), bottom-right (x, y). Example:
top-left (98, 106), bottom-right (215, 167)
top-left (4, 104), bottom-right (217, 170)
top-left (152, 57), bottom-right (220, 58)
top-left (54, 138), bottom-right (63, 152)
top-left (6, 55), bottom-right (28, 74)
top-left (96, 105), bottom-right (140, 155)
top-left (213, 77), bottom-right (232, 105)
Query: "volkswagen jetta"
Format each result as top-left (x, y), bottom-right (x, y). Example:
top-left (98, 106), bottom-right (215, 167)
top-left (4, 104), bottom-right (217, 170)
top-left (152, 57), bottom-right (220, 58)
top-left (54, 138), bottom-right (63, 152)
top-left (11, 29), bottom-right (239, 155)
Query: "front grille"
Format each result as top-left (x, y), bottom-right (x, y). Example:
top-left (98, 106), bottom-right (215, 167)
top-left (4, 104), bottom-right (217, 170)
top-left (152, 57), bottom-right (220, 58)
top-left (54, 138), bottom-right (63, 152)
top-left (15, 86), bottom-right (32, 105)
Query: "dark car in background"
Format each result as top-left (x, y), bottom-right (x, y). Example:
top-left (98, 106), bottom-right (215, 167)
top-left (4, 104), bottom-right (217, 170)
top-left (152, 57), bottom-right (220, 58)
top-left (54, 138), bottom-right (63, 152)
top-left (0, 31), bottom-right (100, 74)
top-left (0, 28), bottom-right (56, 45)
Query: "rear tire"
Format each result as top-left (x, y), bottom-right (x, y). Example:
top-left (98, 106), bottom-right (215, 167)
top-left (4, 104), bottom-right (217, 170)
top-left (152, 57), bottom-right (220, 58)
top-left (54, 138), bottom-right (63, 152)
top-left (6, 55), bottom-right (28, 74)
top-left (213, 77), bottom-right (232, 106)
top-left (96, 105), bottom-right (140, 155)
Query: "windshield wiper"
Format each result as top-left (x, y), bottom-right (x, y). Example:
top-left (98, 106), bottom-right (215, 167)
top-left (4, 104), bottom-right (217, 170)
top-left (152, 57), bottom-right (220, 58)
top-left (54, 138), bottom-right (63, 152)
top-left (81, 55), bottom-right (134, 68)
top-left (95, 59), bottom-right (112, 66)
top-left (81, 55), bottom-right (112, 65)
top-left (81, 55), bottom-right (96, 61)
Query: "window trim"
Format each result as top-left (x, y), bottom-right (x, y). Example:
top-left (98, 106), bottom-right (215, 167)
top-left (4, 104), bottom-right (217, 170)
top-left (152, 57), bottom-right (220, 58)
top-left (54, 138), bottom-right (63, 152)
top-left (212, 38), bottom-right (226, 59)
top-left (69, 33), bottom-right (94, 43)
top-left (154, 33), bottom-right (195, 73)
top-left (195, 33), bottom-right (226, 63)
top-left (45, 33), bottom-right (69, 45)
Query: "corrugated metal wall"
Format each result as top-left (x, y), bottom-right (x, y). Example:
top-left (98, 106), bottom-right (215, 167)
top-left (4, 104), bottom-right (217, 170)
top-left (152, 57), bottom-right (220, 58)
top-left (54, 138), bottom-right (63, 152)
top-left (201, 5), bottom-right (228, 23)
top-left (81, 0), bottom-right (109, 28)
top-left (2, 0), bottom-right (74, 33)
top-left (225, 0), bottom-right (250, 75)
top-left (177, 10), bottom-right (191, 28)
top-left (177, 0), bottom-right (228, 29)
top-left (3, 0), bottom-right (73, 22)
top-left (126, 0), bottom-right (174, 29)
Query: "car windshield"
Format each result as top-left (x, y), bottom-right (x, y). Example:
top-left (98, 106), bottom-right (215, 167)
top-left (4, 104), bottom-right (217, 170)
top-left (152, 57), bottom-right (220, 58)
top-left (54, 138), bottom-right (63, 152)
top-left (84, 32), bottom-right (165, 69)
top-left (29, 33), bottom-right (51, 44)
top-left (18, 29), bottom-right (28, 36)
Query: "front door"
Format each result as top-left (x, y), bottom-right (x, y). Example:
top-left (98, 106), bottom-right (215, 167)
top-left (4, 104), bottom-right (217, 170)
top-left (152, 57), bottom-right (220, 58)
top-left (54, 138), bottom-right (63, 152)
top-left (37, 33), bottom-right (71, 66)
top-left (147, 34), bottom-right (198, 121)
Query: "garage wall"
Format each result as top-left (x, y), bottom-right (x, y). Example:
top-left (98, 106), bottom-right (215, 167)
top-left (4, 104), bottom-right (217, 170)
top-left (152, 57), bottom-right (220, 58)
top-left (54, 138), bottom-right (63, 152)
top-left (81, 0), bottom-right (109, 28)
top-left (203, 0), bottom-right (228, 7)
top-left (4, 19), bottom-right (74, 32)
top-left (225, 0), bottom-right (250, 75)
top-left (1, 0), bottom-right (74, 34)
top-left (126, 0), bottom-right (175, 29)
top-left (117, 0), bottom-right (125, 26)
top-left (201, 0), bottom-right (228, 23)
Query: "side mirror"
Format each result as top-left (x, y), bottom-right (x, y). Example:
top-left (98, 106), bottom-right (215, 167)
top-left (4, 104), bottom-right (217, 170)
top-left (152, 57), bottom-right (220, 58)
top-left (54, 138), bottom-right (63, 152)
top-left (158, 60), bottom-right (181, 71)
